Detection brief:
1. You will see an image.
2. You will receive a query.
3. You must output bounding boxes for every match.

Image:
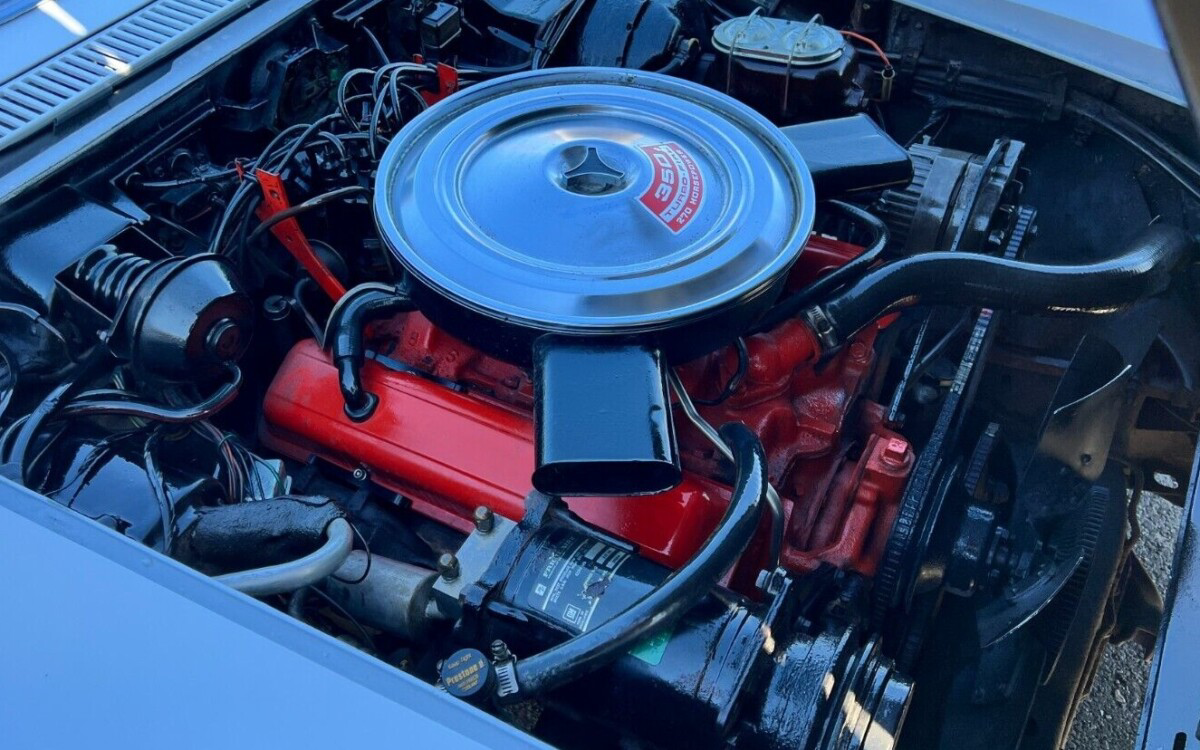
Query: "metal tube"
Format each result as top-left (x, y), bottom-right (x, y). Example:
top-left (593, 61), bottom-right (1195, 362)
top-left (669, 369), bottom-right (785, 571)
top-left (321, 551), bottom-right (441, 640)
top-left (216, 518), bottom-right (355, 597)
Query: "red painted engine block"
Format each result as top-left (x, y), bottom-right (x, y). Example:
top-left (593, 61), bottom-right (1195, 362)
top-left (261, 236), bottom-right (913, 588)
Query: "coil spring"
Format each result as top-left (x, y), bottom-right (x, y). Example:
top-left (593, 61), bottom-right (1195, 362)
top-left (72, 245), bottom-right (152, 317)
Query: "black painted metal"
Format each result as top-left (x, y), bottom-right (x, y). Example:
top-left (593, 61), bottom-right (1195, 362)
top-left (555, 595), bottom-right (777, 748)
top-left (470, 446), bottom-right (910, 748)
top-left (64, 245), bottom-right (252, 381)
top-left (509, 423), bottom-right (768, 696)
top-left (779, 114), bottom-right (913, 197)
top-left (748, 629), bottom-right (912, 750)
top-left (36, 428), bottom-right (225, 551)
top-left (874, 140), bottom-right (1024, 257)
top-left (532, 339), bottom-right (679, 496)
top-left (525, 573), bottom-right (910, 750)
top-left (571, 0), bottom-right (704, 71)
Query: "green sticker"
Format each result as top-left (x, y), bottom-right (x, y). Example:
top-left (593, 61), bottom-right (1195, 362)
top-left (628, 626), bottom-right (674, 666)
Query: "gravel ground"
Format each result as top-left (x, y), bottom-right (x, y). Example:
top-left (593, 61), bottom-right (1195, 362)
top-left (1066, 493), bottom-right (1183, 750)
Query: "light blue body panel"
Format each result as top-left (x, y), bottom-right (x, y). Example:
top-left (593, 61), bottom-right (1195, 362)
top-left (0, 477), bottom-right (550, 749)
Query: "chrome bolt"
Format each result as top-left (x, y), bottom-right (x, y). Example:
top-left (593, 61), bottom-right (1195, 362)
top-left (490, 640), bottom-right (511, 662)
top-left (437, 553), bottom-right (460, 582)
top-left (473, 506), bottom-right (495, 533)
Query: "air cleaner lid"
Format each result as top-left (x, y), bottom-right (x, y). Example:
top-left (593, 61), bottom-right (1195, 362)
top-left (374, 68), bottom-right (816, 335)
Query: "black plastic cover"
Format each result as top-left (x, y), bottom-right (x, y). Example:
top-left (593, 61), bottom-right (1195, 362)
top-left (779, 114), bottom-right (912, 197)
top-left (420, 3), bottom-right (461, 50)
top-left (572, 0), bottom-right (703, 69)
top-left (532, 339), bottom-right (680, 496)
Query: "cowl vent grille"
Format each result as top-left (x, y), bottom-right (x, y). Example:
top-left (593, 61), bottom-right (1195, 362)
top-left (0, 0), bottom-right (251, 151)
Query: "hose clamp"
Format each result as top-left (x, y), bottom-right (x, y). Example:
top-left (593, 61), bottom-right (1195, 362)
top-left (803, 306), bottom-right (840, 351)
top-left (494, 660), bottom-right (520, 699)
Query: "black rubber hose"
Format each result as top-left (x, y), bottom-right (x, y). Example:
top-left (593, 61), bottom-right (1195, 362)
top-left (245, 185), bottom-right (370, 245)
top-left (653, 55), bottom-right (687, 76)
top-left (508, 422), bottom-right (768, 700)
top-left (652, 39), bottom-right (697, 76)
top-left (288, 587), bottom-right (310, 620)
top-left (756, 200), bottom-right (890, 332)
top-left (323, 282), bottom-right (415, 421)
top-left (2, 349), bottom-right (109, 484)
top-left (57, 365), bottom-right (242, 423)
top-left (809, 223), bottom-right (1194, 346)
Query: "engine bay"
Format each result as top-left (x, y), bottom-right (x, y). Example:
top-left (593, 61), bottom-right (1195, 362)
top-left (1, 1), bottom-right (1198, 748)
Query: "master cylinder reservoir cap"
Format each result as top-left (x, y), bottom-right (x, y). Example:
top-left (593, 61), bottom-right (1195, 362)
top-left (713, 12), bottom-right (846, 66)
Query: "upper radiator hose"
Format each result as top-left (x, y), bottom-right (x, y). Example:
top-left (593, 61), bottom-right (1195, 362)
top-left (803, 224), bottom-right (1194, 348)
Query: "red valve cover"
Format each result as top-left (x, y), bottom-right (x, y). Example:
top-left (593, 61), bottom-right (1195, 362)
top-left (261, 236), bottom-right (913, 589)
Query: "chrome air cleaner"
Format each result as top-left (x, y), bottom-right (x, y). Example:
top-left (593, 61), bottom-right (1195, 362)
top-left (374, 68), bottom-right (815, 496)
